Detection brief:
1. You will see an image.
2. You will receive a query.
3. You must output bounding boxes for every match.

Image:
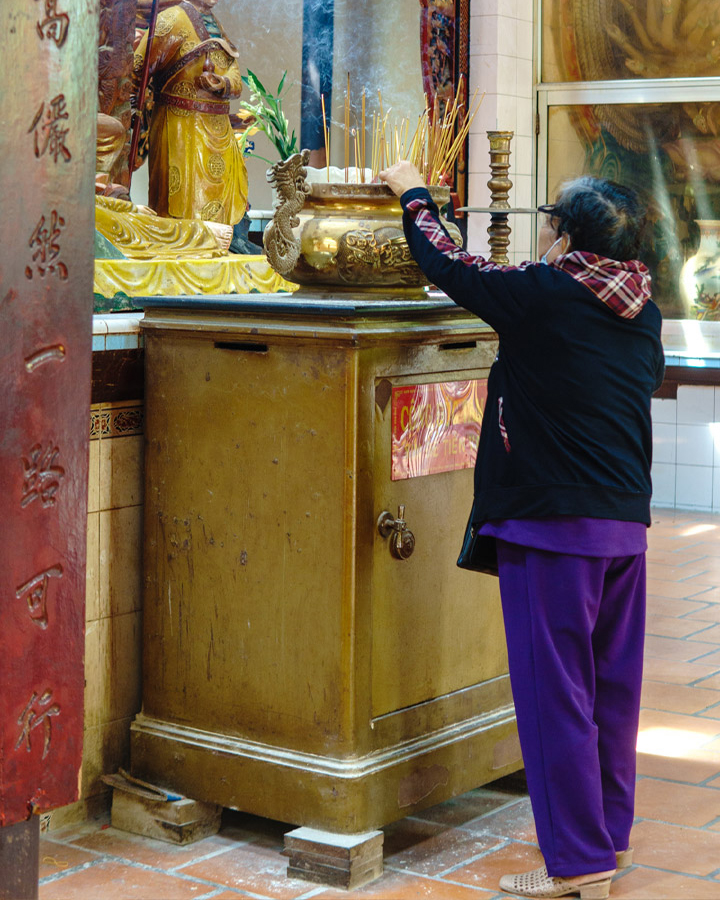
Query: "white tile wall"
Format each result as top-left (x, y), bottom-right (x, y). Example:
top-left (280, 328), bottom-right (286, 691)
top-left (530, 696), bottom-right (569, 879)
top-left (651, 462), bottom-right (676, 508)
top-left (652, 422), bottom-right (676, 465)
top-left (676, 385), bottom-right (714, 424)
top-left (651, 397), bottom-right (677, 424)
top-left (714, 471), bottom-right (720, 510)
top-left (677, 424), bottom-right (714, 467)
top-left (651, 387), bottom-right (720, 512)
top-left (675, 465), bottom-right (713, 509)
top-left (712, 423), bottom-right (720, 467)
top-left (468, 0), bottom-right (535, 263)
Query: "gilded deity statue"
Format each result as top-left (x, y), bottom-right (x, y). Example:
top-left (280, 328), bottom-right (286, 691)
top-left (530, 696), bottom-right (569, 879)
top-left (132, 0), bottom-right (249, 225)
top-left (94, 112), bottom-right (233, 258)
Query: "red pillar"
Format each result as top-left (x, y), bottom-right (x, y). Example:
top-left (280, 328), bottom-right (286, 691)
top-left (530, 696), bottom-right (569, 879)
top-left (0, 0), bottom-right (98, 892)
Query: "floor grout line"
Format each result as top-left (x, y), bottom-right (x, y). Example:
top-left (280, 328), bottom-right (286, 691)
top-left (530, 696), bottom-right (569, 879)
top-left (435, 838), bottom-right (514, 877)
top-left (384, 860), bottom-right (510, 892)
top-left (38, 856), bottom-right (111, 886)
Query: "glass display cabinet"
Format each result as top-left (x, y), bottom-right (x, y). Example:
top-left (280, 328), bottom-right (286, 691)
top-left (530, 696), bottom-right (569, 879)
top-left (538, 0), bottom-right (720, 334)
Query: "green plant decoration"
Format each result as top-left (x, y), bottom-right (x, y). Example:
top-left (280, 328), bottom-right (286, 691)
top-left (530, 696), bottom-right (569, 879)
top-left (239, 70), bottom-right (298, 163)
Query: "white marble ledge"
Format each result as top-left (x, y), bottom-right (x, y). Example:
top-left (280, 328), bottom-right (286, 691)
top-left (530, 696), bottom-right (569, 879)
top-left (92, 313), bottom-right (144, 352)
top-left (662, 319), bottom-right (720, 360)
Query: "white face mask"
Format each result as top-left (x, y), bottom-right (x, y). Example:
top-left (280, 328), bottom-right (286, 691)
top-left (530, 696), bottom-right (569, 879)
top-left (540, 235), bottom-right (564, 265)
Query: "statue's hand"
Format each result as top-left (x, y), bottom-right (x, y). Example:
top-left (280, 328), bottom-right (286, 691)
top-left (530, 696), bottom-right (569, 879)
top-left (197, 71), bottom-right (226, 94)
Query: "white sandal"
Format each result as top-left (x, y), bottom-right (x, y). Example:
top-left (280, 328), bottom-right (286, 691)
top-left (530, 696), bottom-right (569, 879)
top-left (499, 865), bottom-right (612, 899)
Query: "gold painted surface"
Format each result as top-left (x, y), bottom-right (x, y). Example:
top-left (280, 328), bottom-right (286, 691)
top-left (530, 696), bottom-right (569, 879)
top-left (135, 300), bottom-right (517, 830)
top-left (141, 329), bottom-right (352, 748)
top-left (96, 115), bottom-right (126, 175)
top-left (131, 710), bottom-right (519, 833)
top-left (133, 4), bottom-right (248, 224)
top-left (95, 196), bottom-right (224, 260)
top-left (94, 254), bottom-right (296, 297)
top-left (265, 153), bottom-right (461, 292)
top-left (370, 376), bottom-right (506, 717)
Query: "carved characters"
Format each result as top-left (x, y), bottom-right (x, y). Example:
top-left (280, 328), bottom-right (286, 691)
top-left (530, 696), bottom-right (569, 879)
top-left (29, 94), bottom-right (72, 163)
top-left (25, 211), bottom-right (68, 280)
top-left (21, 444), bottom-right (65, 508)
top-left (35, 0), bottom-right (69, 47)
top-left (15, 690), bottom-right (61, 757)
top-left (15, 566), bottom-right (63, 629)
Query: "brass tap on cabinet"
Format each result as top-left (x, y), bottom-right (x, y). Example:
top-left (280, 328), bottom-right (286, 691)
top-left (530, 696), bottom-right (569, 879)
top-left (377, 505), bottom-right (415, 560)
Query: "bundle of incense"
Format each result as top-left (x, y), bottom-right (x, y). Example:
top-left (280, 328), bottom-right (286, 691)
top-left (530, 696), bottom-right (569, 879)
top-left (322, 75), bottom-right (483, 186)
top-left (368, 79), bottom-right (483, 185)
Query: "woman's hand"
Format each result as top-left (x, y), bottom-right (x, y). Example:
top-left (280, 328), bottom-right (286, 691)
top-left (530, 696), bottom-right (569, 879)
top-left (379, 161), bottom-right (425, 197)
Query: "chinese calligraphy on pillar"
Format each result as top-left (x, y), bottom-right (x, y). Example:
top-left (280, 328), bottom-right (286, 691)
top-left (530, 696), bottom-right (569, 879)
top-left (15, 565), bottom-right (64, 628)
top-left (25, 211), bottom-right (68, 280)
top-left (28, 95), bottom-right (72, 163)
top-left (15, 691), bottom-right (61, 758)
top-left (21, 444), bottom-right (65, 508)
top-left (0, 0), bottom-right (96, 828)
top-left (35, 0), bottom-right (69, 47)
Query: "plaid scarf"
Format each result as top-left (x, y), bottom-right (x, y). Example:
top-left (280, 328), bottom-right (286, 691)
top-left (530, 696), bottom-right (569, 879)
top-left (549, 251), bottom-right (651, 319)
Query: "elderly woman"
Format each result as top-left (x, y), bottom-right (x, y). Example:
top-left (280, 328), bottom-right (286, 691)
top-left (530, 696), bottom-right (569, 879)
top-left (380, 163), bottom-right (664, 900)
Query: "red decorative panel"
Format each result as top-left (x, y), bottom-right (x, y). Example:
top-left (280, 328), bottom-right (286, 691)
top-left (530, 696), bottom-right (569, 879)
top-left (391, 379), bottom-right (487, 480)
top-left (420, 0), bottom-right (456, 110)
top-left (0, 0), bottom-right (97, 827)
top-left (419, 0), bottom-right (471, 208)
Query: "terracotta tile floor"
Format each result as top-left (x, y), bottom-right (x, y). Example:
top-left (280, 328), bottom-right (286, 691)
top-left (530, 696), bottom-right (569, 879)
top-left (39, 509), bottom-right (720, 899)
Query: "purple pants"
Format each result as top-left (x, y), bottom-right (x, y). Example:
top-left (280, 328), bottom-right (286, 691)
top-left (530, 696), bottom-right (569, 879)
top-left (496, 540), bottom-right (646, 877)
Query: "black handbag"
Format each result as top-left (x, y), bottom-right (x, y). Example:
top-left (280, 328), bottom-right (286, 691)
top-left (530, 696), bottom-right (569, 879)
top-left (456, 508), bottom-right (498, 576)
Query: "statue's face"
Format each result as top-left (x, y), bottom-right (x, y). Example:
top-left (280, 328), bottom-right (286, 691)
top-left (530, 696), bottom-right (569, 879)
top-left (193, 0), bottom-right (218, 8)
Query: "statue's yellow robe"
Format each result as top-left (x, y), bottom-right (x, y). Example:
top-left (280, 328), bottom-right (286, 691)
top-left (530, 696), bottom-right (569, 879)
top-left (133, 1), bottom-right (248, 225)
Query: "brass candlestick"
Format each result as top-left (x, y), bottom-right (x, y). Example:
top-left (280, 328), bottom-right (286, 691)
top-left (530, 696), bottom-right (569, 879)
top-left (486, 130), bottom-right (514, 264)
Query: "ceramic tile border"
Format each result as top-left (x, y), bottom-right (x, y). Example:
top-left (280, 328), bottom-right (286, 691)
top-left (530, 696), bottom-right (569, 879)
top-left (90, 401), bottom-right (143, 441)
top-left (92, 314), bottom-right (144, 351)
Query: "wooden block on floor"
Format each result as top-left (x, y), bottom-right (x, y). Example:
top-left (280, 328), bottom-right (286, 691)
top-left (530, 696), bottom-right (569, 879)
top-left (110, 788), bottom-right (222, 845)
top-left (284, 826), bottom-right (383, 890)
top-left (288, 857), bottom-right (384, 889)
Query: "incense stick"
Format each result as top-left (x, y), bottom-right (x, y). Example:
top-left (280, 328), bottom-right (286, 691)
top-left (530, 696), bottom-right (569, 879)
top-left (353, 127), bottom-right (360, 183)
top-left (361, 88), bottom-right (366, 183)
top-left (345, 73), bottom-right (351, 182)
top-left (321, 93), bottom-right (330, 182)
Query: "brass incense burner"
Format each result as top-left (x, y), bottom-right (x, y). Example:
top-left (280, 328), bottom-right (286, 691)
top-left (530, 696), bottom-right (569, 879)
top-left (263, 150), bottom-right (462, 295)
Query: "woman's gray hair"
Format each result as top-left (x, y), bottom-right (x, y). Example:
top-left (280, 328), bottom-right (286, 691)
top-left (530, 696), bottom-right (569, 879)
top-left (540, 176), bottom-right (645, 261)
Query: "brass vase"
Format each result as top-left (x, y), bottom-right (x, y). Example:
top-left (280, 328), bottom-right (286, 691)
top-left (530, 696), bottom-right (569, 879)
top-left (263, 150), bottom-right (462, 296)
top-left (681, 220), bottom-right (720, 320)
